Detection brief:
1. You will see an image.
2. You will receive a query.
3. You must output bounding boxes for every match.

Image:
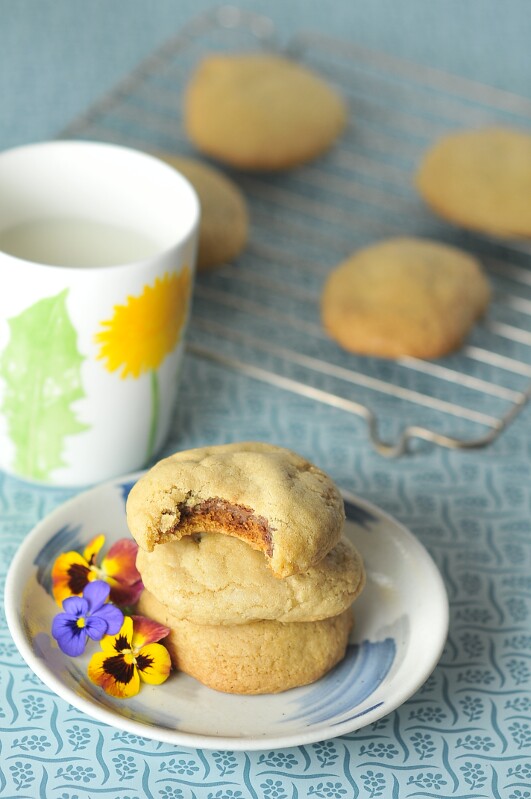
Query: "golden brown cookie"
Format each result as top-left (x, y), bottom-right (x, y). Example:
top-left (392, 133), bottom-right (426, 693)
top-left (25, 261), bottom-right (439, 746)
top-left (158, 154), bottom-right (248, 270)
top-left (416, 127), bottom-right (531, 238)
top-left (321, 237), bottom-right (490, 359)
top-left (127, 442), bottom-right (345, 578)
top-left (136, 534), bottom-right (364, 625)
top-left (137, 589), bottom-right (353, 694)
top-left (184, 53), bottom-right (347, 170)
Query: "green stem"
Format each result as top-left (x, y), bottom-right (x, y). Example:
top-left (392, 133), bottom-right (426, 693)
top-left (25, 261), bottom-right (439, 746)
top-left (146, 369), bottom-right (160, 462)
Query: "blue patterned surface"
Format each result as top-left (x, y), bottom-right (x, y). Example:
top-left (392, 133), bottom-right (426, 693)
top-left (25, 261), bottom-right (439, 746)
top-left (1, 353), bottom-right (531, 797)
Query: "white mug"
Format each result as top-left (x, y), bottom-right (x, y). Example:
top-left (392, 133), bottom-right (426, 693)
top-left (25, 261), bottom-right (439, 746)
top-left (0, 140), bottom-right (199, 486)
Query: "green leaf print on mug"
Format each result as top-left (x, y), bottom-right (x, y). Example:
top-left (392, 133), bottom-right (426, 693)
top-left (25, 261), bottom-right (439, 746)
top-left (0, 289), bottom-right (88, 481)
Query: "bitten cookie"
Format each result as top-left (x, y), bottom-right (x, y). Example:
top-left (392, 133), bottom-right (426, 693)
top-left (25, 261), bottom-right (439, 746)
top-left (126, 442), bottom-right (345, 578)
top-left (321, 237), bottom-right (490, 359)
top-left (136, 534), bottom-right (364, 625)
top-left (416, 127), bottom-right (531, 238)
top-left (137, 589), bottom-right (353, 694)
top-left (159, 154), bottom-right (248, 270)
top-left (184, 53), bottom-right (347, 170)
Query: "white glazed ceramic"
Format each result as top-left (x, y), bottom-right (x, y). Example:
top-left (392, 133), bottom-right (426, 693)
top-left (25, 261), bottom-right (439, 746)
top-left (5, 476), bottom-right (449, 750)
top-left (0, 141), bottom-right (199, 485)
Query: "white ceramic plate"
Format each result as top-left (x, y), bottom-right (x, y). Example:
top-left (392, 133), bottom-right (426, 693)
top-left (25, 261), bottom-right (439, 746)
top-left (5, 474), bottom-right (448, 751)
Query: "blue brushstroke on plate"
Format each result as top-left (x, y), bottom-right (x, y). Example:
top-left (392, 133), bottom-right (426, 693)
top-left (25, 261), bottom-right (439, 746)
top-left (119, 480), bottom-right (137, 505)
top-left (285, 638), bottom-right (396, 725)
top-left (344, 500), bottom-right (376, 529)
top-left (335, 700), bottom-right (385, 725)
top-left (34, 524), bottom-right (84, 594)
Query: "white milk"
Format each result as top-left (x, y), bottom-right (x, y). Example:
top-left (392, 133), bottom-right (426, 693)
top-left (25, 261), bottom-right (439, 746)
top-left (0, 217), bottom-right (159, 268)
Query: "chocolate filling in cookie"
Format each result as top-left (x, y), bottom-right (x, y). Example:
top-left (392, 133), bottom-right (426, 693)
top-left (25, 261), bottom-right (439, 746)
top-left (173, 497), bottom-right (274, 556)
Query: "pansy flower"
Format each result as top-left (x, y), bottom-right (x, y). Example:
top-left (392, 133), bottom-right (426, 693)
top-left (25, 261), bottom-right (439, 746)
top-left (51, 581), bottom-right (123, 657)
top-left (88, 616), bottom-right (171, 698)
top-left (52, 535), bottom-right (143, 607)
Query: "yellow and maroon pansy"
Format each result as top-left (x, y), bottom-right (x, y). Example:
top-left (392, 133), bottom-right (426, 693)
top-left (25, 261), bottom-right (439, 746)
top-left (51, 534), bottom-right (143, 607)
top-left (87, 616), bottom-right (171, 698)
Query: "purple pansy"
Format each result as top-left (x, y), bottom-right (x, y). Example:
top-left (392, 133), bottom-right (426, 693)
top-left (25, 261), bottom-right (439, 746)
top-left (51, 580), bottom-right (123, 657)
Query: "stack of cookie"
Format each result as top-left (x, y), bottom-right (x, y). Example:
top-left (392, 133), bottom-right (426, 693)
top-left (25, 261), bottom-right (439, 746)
top-left (126, 442), bottom-right (365, 694)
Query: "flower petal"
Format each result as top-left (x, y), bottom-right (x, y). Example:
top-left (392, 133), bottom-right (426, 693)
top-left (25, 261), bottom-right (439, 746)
top-left (51, 551), bottom-right (91, 606)
top-left (136, 643), bottom-right (172, 685)
top-left (88, 652), bottom-right (140, 698)
top-left (108, 579), bottom-right (144, 608)
top-left (82, 580), bottom-right (110, 613)
top-left (51, 613), bottom-right (75, 639)
top-left (62, 595), bottom-right (88, 617)
top-left (100, 616), bottom-right (133, 654)
top-left (84, 615), bottom-right (109, 641)
top-left (131, 615), bottom-right (170, 647)
top-left (51, 615), bottom-right (87, 657)
top-left (102, 539), bottom-right (142, 586)
top-left (83, 534), bottom-right (105, 566)
top-left (93, 603), bottom-right (124, 635)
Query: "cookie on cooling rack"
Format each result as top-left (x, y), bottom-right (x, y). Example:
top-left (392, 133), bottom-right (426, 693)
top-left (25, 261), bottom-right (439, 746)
top-left (136, 534), bottom-right (365, 626)
top-left (158, 154), bottom-right (248, 270)
top-left (321, 237), bottom-right (491, 359)
top-left (126, 442), bottom-right (345, 578)
top-left (137, 589), bottom-right (353, 694)
top-left (184, 53), bottom-right (347, 170)
top-left (416, 127), bottom-right (531, 238)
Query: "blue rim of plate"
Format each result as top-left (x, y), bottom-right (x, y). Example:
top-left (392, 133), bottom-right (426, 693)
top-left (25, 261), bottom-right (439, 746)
top-left (4, 473), bottom-right (449, 751)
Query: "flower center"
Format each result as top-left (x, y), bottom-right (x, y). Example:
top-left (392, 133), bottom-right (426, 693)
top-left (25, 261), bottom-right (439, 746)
top-left (90, 565), bottom-right (105, 580)
top-left (76, 617), bottom-right (86, 629)
top-left (101, 654), bottom-right (135, 685)
top-left (123, 652), bottom-right (136, 666)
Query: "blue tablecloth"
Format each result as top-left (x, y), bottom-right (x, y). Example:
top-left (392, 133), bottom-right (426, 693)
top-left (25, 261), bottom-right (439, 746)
top-left (1, 3), bottom-right (531, 797)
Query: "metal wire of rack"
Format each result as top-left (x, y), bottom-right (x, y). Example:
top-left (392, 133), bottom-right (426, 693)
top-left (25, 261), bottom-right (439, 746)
top-left (61, 5), bottom-right (531, 456)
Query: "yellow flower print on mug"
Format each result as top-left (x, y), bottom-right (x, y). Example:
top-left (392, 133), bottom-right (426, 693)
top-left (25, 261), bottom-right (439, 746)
top-left (95, 269), bottom-right (192, 459)
top-left (95, 269), bottom-right (191, 378)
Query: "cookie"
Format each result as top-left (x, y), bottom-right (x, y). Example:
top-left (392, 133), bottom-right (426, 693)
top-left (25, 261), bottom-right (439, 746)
top-left (416, 127), bottom-right (531, 238)
top-left (159, 154), bottom-right (248, 270)
top-left (321, 237), bottom-right (490, 359)
top-left (136, 534), bottom-right (364, 625)
top-left (137, 589), bottom-right (353, 694)
top-left (184, 53), bottom-right (347, 170)
top-left (127, 442), bottom-right (345, 578)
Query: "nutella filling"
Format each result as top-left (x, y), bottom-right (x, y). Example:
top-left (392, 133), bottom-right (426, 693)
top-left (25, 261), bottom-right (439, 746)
top-left (175, 497), bottom-right (273, 556)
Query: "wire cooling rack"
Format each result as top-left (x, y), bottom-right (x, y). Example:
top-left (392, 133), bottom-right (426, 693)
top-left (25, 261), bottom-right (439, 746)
top-left (62, 5), bottom-right (531, 456)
